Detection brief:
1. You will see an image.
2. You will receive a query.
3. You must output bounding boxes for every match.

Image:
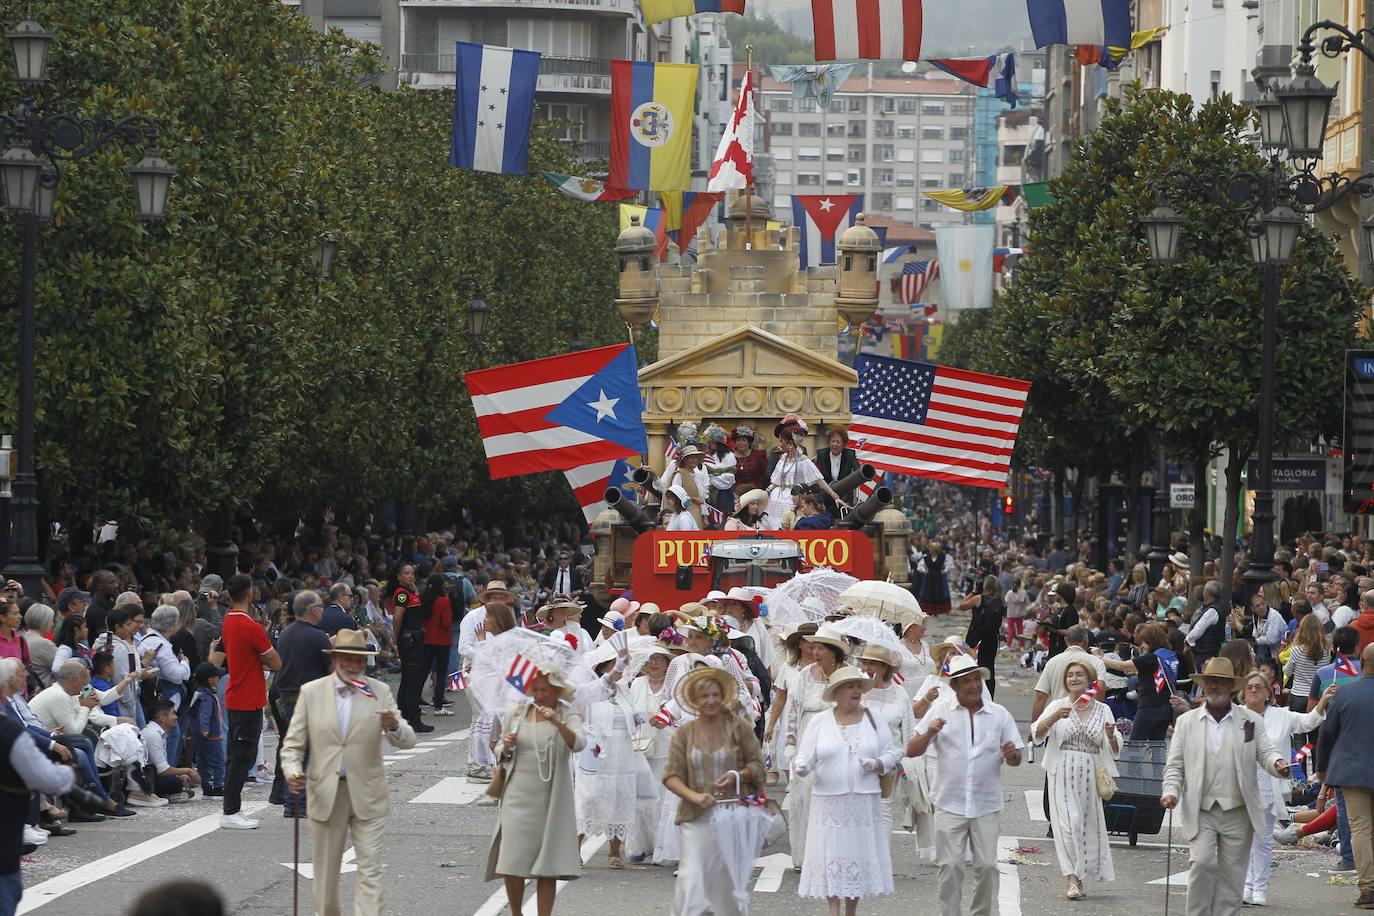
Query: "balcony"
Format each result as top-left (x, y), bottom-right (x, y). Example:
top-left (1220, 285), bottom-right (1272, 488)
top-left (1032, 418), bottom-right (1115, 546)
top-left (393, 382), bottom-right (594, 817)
top-left (400, 54), bottom-right (614, 94)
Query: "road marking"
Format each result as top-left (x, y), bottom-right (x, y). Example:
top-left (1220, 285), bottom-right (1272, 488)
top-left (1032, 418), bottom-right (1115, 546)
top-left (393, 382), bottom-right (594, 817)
top-left (409, 777), bottom-right (489, 806)
top-left (1024, 789), bottom-right (1047, 822)
top-left (282, 845), bottom-right (358, 878)
top-left (752, 852), bottom-right (792, 893)
top-left (471, 835), bottom-right (606, 916)
top-left (17, 802), bottom-right (269, 913)
top-left (996, 836), bottom-right (1021, 916)
top-left (1149, 869), bottom-right (1190, 886)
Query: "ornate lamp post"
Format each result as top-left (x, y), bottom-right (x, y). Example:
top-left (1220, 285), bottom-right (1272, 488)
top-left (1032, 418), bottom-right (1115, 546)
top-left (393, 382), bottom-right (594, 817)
top-left (459, 277), bottom-right (491, 339)
top-left (1139, 24), bottom-right (1374, 600)
top-left (0, 17), bottom-right (175, 597)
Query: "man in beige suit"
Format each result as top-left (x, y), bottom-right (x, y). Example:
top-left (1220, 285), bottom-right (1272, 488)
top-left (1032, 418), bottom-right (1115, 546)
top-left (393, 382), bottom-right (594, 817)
top-left (1161, 657), bottom-right (1290, 916)
top-left (282, 630), bottom-right (417, 916)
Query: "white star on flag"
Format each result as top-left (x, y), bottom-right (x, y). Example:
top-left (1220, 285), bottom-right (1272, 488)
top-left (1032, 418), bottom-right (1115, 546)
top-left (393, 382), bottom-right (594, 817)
top-left (588, 389), bottom-right (620, 421)
top-left (818, 198), bottom-right (835, 211)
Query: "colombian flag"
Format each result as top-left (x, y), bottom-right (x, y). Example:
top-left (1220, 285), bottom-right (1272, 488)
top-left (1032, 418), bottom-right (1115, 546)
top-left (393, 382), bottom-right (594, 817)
top-left (610, 62), bottom-right (699, 192)
top-left (640, 0), bottom-right (744, 23)
top-left (661, 191), bottom-right (723, 255)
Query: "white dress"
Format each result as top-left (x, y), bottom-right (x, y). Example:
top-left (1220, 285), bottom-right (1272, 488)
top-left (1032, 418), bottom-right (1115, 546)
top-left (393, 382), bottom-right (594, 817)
top-left (864, 683), bottom-right (916, 829)
top-left (783, 664), bottom-right (833, 865)
top-left (630, 675), bottom-right (671, 858)
top-left (1033, 699), bottom-right (1116, 882)
top-left (672, 745), bottom-right (743, 916)
top-left (766, 454), bottom-right (821, 524)
top-left (575, 688), bottom-right (639, 843)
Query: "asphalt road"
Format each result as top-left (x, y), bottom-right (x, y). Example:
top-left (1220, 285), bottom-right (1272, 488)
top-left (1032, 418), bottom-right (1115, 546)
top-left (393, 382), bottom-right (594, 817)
top-left (16, 619), bottom-right (1366, 915)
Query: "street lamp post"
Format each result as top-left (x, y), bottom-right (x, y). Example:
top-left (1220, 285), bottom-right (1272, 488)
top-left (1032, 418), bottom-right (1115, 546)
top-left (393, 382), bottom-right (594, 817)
top-left (1139, 26), bottom-right (1374, 601)
top-left (0, 17), bottom-right (174, 597)
top-left (459, 277), bottom-right (491, 339)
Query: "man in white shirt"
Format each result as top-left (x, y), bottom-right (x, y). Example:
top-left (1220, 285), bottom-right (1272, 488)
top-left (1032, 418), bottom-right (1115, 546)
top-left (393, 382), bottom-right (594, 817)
top-left (909, 654), bottom-right (1023, 916)
top-left (139, 699), bottom-right (201, 801)
top-left (28, 661), bottom-right (122, 736)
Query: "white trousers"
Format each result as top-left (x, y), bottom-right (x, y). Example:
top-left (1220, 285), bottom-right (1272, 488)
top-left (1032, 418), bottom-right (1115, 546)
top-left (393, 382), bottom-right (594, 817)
top-left (934, 807), bottom-right (1000, 916)
top-left (308, 786), bottom-right (388, 916)
top-left (1186, 804), bottom-right (1253, 916)
top-left (1243, 808), bottom-right (1278, 896)
top-left (672, 817), bottom-right (745, 916)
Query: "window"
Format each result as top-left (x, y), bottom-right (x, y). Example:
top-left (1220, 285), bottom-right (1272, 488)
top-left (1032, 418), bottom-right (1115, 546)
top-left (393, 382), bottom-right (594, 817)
top-left (1002, 144), bottom-right (1025, 165)
top-left (922, 101), bottom-right (945, 115)
top-left (847, 97), bottom-right (867, 113)
top-left (920, 149), bottom-right (944, 163)
top-left (770, 98), bottom-right (793, 112)
top-left (847, 120), bottom-right (866, 138)
top-left (772, 122), bottom-right (793, 137)
top-left (826, 149), bottom-right (844, 161)
top-left (827, 123), bottom-right (846, 137)
top-left (847, 143), bottom-right (866, 162)
top-left (1210, 69), bottom-right (1221, 99)
top-left (534, 103), bottom-right (588, 139)
top-left (508, 19), bottom-right (592, 57)
top-left (326, 17), bottom-right (382, 44)
top-left (948, 172), bottom-right (963, 185)
top-left (874, 144), bottom-right (894, 162)
top-left (896, 196), bottom-right (914, 210)
top-left (949, 149), bottom-right (965, 162)
top-left (950, 102), bottom-right (970, 114)
top-left (846, 169), bottom-right (864, 186)
top-left (898, 99), bottom-right (917, 114)
top-left (774, 171), bottom-right (791, 185)
top-left (874, 120), bottom-right (895, 139)
top-left (798, 172), bottom-right (820, 186)
top-left (872, 193), bottom-right (893, 210)
top-left (921, 198), bottom-right (941, 211)
top-left (896, 173), bottom-right (915, 187)
top-left (879, 96), bottom-right (895, 112)
top-left (921, 126), bottom-right (944, 140)
top-left (828, 99), bottom-right (845, 113)
top-left (826, 171), bottom-right (845, 186)
top-left (897, 149), bottom-right (915, 162)
top-left (921, 173), bottom-right (941, 187)
top-left (798, 99), bottom-right (818, 113)
top-left (773, 147), bottom-right (793, 160)
top-left (798, 147), bottom-right (821, 161)
top-left (799, 123), bottom-right (821, 137)
top-left (949, 126), bottom-right (968, 139)
top-left (876, 168), bottom-right (894, 186)
top-left (897, 125), bottom-right (916, 140)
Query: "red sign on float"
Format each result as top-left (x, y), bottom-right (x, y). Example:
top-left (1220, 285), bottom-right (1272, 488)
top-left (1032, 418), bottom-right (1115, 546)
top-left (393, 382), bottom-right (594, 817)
top-left (633, 531), bottom-right (875, 575)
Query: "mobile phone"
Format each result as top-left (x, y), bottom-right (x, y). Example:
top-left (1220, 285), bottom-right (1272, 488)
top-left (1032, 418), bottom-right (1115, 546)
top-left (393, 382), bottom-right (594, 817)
top-left (79, 686), bottom-right (92, 698)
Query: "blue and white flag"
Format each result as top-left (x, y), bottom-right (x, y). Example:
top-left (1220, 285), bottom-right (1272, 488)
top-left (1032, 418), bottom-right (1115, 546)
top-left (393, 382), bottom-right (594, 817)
top-left (449, 41), bottom-right (540, 175)
top-left (1027, 0), bottom-right (1131, 49)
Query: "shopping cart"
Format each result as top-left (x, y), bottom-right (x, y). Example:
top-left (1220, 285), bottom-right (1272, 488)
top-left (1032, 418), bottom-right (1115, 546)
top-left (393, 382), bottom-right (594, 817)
top-left (1103, 739), bottom-right (1168, 846)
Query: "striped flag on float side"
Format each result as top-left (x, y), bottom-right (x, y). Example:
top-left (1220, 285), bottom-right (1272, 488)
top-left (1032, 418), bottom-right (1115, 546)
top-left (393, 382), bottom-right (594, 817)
top-left (850, 354), bottom-right (1030, 489)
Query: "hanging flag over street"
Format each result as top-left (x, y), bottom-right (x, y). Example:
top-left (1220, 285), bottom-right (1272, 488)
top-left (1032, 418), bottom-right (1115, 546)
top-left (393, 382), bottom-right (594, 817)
top-left (609, 61), bottom-right (698, 191)
top-left (639, 0), bottom-right (745, 24)
top-left (922, 187), bottom-right (1012, 212)
top-left (1028, 0), bottom-right (1132, 49)
top-left (708, 69), bottom-right (755, 192)
top-left (934, 225), bottom-right (995, 309)
top-left (767, 64), bottom-right (856, 107)
top-left (791, 194), bottom-right (863, 269)
top-left (540, 171), bottom-right (637, 202)
top-left (849, 354), bottom-right (1030, 488)
top-left (811, 0), bottom-right (922, 61)
top-left (464, 344), bottom-right (647, 480)
top-left (929, 54), bottom-right (1019, 107)
top-left (449, 42), bottom-right (540, 175)
top-left (661, 191), bottom-right (723, 255)
top-left (899, 260), bottom-right (939, 304)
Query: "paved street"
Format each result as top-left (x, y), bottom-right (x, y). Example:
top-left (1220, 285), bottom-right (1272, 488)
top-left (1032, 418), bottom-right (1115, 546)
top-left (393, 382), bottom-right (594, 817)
top-left (15, 621), bottom-right (1365, 915)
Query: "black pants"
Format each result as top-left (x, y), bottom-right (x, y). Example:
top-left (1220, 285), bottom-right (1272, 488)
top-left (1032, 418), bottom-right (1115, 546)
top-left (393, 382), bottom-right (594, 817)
top-left (268, 695), bottom-right (301, 811)
top-left (977, 645), bottom-right (998, 699)
top-left (397, 638), bottom-right (426, 727)
top-left (1132, 704), bottom-right (1173, 742)
top-left (224, 709), bottom-right (262, 816)
top-left (425, 644), bottom-right (450, 709)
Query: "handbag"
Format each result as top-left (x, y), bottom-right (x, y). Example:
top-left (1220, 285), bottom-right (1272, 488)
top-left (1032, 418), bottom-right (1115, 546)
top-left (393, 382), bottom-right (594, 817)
top-left (1095, 764), bottom-right (1117, 801)
top-left (633, 752), bottom-right (659, 799)
top-left (862, 709), bottom-right (896, 799)
top-left (486, 713), bottom-right (522, 800)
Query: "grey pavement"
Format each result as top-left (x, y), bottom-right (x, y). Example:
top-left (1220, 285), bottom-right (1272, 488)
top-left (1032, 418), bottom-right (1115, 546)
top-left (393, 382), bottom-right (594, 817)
top-left (15, 622), bottom-right (1366, 915)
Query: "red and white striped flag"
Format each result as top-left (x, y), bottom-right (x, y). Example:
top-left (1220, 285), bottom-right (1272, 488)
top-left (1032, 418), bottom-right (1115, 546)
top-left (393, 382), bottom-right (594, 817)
top-left (812, 0), bottom-right (922, 61)
top-left (899, 261), bottom-right (939, 305)
top-left (857, 469), bottom-right (886, 500)
top-left (708, 69), bottom-right (754, 192)
top-left (1153, 667), bottom-right (1168, 694)
top-left (1077, 683), bottom-right (1100, 705)
top-left (1294, 742), bottom-right (1314, 763)
top-left (704, 503), bottom-right (725, 526)
top-left (507, 654), bottom-right (537, 694)
top-left (850, 354), bottom-right (1029, 489)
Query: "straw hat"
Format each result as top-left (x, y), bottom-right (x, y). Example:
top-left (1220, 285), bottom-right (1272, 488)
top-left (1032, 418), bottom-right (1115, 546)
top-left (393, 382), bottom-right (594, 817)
top-left (677, 444), bottom-right (704, 460)
top-left (321, 630), bottom-right (379, 656)
top-left (806, 624), bottom-right (850, 654)
top-left (736, 488), bottom-right (768, 512)
top-left (855, 643), bottom-right (899, 671)
top-left (531, 660), bottom-right (570, 693)
top-left (479, 580), bottom-right (514, 601)
top-left (1185, 656), bottom-right (1249, 688)
top-left (597, 610), bottom-right (627, 632)
top-left (1169, 552), bottom-right (1190, 570)
top-left (675, 666), bottom-right (742, 716)
top-left (536, 594), bottom-right (583, 621)
top-left (678, 601), bottom-right (710, 618)
top-left (655, 636), bottom-right (690, 655)
top-left (702, 590), bottom-right (728, 607)
top-left (783, 622), bottom-right (820, 653)
top-left (638, 601), bottom-right (662, 619)
top-left (941, 654), bottom-right (990, 681)
top-left (821, 665), bottom-right (874, 701)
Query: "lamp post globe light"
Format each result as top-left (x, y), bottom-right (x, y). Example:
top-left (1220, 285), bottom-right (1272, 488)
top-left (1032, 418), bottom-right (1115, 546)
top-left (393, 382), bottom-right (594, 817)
top-left (0, 18), bottom-right (174, 597)
top-left (1137, 19), bottom-right (1374, 601)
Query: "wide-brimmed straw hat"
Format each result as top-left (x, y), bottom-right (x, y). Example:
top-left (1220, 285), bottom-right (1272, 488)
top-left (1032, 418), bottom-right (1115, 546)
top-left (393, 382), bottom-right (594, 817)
top-left (1169, 552), bottom-right (1190, 570)
top-left (1185, 657), bottom-right (1249, 688)
top-left (479, 580), bottom-right (514, 601)
top-left (536, 594), bottom-right (583, 621)
top-left (736, 489), bottom-right (768, 512)
top-left (321, 630), bottom-right (379, 656)
top-left (805, 624), bottom-right (850, 654)
top-left (675, 666), bottom-right (742, 716)
top-left (677, 444), bottom-right (704, 460)
top-left (821, 665), bottom-right (874, 701)
top-left (784, 622), bottom-right (819, 653)
top-left (941, 654), bottom-right (990, 681)
top-left (855, 643), bottom-right (899, 671)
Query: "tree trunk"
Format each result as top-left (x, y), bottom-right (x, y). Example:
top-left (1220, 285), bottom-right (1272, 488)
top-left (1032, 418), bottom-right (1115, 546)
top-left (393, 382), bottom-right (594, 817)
top-left (1123, 450), bottom-right (1144, 562)
top-left (1218, 441), bottom-right (1250, 595)
top-left (1190, 455), bottom-right (1208, 578)
top-left (1053, 471), bottom-right (1066, 538)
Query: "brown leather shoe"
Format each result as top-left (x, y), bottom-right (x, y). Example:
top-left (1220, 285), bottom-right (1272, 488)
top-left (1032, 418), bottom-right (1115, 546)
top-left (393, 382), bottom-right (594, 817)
top-left (1354, 891), bottom-right (1374, 909)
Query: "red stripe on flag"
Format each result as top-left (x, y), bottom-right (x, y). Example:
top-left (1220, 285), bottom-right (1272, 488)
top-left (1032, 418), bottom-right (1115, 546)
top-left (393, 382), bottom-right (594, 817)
top-left (902, 0), bottom-right (923, 61)
top-left (855, 0), bottom-right (882, 58)
top-left (465, 345), bottom-right (622, 395)
top-left (857, 441), bottom-right (1010, 473)
top-left (931, 381), bottom-right (1029, 410)
top-left (487, 441), bottom-right (634, 480)
top-left (474, 405), bottom-right (565, 439)
top-left (927, 399), bottom-right (1023, 426)
top-left (921, 414), bottom-right (1018, 440)
top-left (936, 364), bottom-right (1033, 392)
top-left (849, 423), bottom-right (1013, 457)
top-left (812, 0), bottom-right (837, 60)
top-left (570, 475), bottom-right (612, 506)
top-left (608, 61), bottom-right (634, 190)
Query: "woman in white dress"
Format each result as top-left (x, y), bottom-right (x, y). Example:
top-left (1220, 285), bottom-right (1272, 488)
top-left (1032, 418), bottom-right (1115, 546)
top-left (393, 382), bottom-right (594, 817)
top-left (763, 623), bottom-right (818, 784)
top-left (539, 596), bottom-right (593, 656)
top-left (662, 486), bottom-right (701, 532)
top-left (765, 415), bottom-right (846, 524)
top-left (784, 624), bottom-right (849, 866)
top-left (629, 646), bottom-right (674, 861)
top-left (575, 644), bottom-right (640, 868)
top-left (1030, 659), bottom-right (1119, 900)
top-left (793, 666), bottom-right (897, 914)
top-left (897, 615), bottom-right (934, 695)
top-left (854, 645), bottom-right (915, 830)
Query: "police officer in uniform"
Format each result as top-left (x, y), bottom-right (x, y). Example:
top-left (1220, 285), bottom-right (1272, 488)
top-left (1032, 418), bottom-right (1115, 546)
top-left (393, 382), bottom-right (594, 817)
top-left (388, 565), bottom-right (431, 734)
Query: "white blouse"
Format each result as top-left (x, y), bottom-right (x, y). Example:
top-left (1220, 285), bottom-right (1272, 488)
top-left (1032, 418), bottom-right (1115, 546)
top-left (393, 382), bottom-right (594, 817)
top-left (794, 707), bottom-right (898, 796)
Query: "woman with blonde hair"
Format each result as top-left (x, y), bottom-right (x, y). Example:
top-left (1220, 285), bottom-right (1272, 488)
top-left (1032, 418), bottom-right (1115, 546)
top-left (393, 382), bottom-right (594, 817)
top-left (1283, 612), bottom-right (1331, 713)
top-left (1031, 659), bottom-right (1119, 899)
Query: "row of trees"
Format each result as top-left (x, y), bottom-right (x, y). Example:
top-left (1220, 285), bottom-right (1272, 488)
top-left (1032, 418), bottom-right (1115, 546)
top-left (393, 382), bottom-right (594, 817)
top-left (940, 86), bottom-right (1367, 582)
top-left (0, 0), bottom-right (634, 546)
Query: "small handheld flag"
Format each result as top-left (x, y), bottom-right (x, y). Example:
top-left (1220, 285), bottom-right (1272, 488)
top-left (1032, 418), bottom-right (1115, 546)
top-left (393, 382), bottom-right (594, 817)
top-left (651, 706), bottom-right (678, 727)
top-left (1294, 742), bottom-right (1314, 764)
top-left (704, 504), bottom-right (725, 526)
top-left (449, 671), bottom-right (467, 691)
top-left (348, 677), bottom-right (376, 699)
top-left (939, 655), bottom-right (953, 676)
top-left (1336, 652), bottom-right (1359, 678)
top-left (1153, 667), bottom-right (1168, 694)
top-left (892, 671), bottom-right (906, 686)
top-left (1077, 683), bottom-right (1100, 705)
top-left (507, 654), bottom-right (537, 694)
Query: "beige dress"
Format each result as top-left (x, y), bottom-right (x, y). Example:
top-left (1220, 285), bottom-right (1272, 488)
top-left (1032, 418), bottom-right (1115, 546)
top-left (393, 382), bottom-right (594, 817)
top-left (486, 706), bottom-right (587, 881)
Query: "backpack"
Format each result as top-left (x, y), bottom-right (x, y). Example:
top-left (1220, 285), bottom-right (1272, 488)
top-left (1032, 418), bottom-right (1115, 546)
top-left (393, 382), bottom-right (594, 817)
top-left (444, 572), bottom-right (471, 628)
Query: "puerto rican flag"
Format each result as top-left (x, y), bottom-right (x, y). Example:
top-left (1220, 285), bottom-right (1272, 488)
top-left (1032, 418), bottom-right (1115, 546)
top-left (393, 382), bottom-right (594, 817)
top-left (448, 671), bottom-right (467, 691)
top-left (1294, 742), bottom-right (1314, 764)
top-left (563, 457), bottom-right (635, 524)
top-left (811, 0), bottom-right (921, 61)
top-left (507, 654), bottom-right (537, 694)
top-left (1153, 667), bottom-right (1168, 694)
top-left (792, 194), bottom-right (863, 269)
top-left (1335, 652), bottom-right (1359, 678)
top-left (348, 677), bottom-right (376, 699)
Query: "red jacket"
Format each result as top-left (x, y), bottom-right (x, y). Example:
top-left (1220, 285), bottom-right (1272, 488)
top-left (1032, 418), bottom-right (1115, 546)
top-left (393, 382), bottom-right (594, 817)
top-left (423, 596), bottom-right (453, 646)
top-left (1354, 609), bottom-right (1374, 654)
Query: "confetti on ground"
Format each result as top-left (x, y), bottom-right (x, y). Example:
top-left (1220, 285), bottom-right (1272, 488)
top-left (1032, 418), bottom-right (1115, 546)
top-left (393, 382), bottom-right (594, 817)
top-left (1012, 846), bottom-right (1043, 854)
top-left (1329, 875), bottom-right (1358, 885)
top-left (999, 854), bottom-right (1046, 867)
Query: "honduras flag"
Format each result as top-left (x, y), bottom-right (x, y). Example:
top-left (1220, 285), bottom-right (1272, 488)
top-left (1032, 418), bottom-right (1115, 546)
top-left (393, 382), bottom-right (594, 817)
top-left (449, 42), bottom-right (540, 175)
top-left (791, 194), bottom-right (863, 269)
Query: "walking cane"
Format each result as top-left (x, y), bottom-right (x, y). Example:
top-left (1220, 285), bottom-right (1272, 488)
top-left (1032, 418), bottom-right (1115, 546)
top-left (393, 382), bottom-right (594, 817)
top-left (1164, 806), bottom-right (1174, 916)
top-left (292, 785), bottom-right (302, 916)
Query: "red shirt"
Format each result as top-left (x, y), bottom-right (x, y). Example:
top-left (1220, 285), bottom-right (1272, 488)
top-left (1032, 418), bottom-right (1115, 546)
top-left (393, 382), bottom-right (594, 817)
top-left (1354, 610), bottom-right (1374, 654)
top-left (222, 611), bottom-right (272, 711)
top-left (423, 597), bottom-right (453, 646)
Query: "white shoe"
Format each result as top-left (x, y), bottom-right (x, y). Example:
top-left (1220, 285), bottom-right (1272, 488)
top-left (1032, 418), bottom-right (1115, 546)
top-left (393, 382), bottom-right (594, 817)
top-left (433, 707), bottom-right (455, 716)
top-left (22, 825), bottom-right (47, 846)
top-left (219, 812), bottom-right (260, 830)
top-left (1243, 888), bottom-right (1253, 905)
top-left (1272, 823), bottom-right (1300, 845)
top-left (126, 790), bottom-right (169, 808)
top-left (1251, 891), bottom-right (1267, 906)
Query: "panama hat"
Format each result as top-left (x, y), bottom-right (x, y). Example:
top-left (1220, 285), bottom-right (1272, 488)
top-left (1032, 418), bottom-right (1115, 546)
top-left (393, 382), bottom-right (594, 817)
top-left (321, 629), bottom-right (379, 656)
top-left (1185, 656), bottom-right (1249, 688)
top-left (536, 594), bottom-right (583, 621)
top-left (675, 666), bottom-right (741, 716)
top-left (736, 489), bottom-right (768, 512)
top-left (676, 444), bottom-right (704, 460)
top-left (855, 643), bottom-right (900, 671)
top-left (805, 624), bottom-right (850, 654)
top-left (941, 654), bottom-right (990, 682)
top-left (821, 665), bottom-right (874, 701)
top-left (479, 580), bottom-right (514, 601)
top-left (1169, 552), bottom-right (1190, 570)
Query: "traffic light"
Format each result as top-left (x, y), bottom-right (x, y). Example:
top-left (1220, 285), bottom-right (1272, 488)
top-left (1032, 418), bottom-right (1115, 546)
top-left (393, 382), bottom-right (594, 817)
top-left (1004, 494), bottom-right (1014, 515)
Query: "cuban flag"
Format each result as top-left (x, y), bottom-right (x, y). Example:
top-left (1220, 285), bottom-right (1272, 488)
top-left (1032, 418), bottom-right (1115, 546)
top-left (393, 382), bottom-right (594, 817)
top-left (507, 654), bottom-right (537, 694)
top-left (1335, 652), bottom-right (1359, 678)
top-left (348, 677), bottom-right (376, 699)
top-left (448, 671), bottom-right (467, 691)
top-left (791, 195), bottom-right (863, 269)
top-left (449, 42), bottom-right (540, 175)
top-left (1077, 682), bottom-right (1100, 705)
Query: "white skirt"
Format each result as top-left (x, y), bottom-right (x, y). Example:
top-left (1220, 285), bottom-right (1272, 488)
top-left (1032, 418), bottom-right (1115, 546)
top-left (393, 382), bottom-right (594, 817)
top-left (631, 755), bottom-right (667, 857)
top-left (797, 792), bottom-right (894, 900)
top-left (1047, 749), bottom-right (1114, 881)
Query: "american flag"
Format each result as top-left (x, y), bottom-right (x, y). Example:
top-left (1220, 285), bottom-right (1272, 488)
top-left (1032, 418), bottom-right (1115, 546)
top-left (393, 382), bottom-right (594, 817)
top-left (347, 677), bottom-right (375, 699)
top-left (850, 354), bottom-right (1029, 489)
top-left (1077, 683), bottom-right (1100, 705)
top-left (448, 671), bottom-right (467, 691)
top-left (506, 654), bottom-right (537, 694)
top-left (857, 469), bottom-right (886, 500)
top-left (900, 260), bottom-right (939, 305)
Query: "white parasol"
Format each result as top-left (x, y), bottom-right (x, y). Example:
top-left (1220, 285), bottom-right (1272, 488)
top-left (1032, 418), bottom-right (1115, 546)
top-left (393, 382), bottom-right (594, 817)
top-left (467, 627), bottom-right (608, 711)
top-left (826, 615), bottom-right (915, 664)
top-left (766, 568), bottom-right (859, 625)
top-left (836, 579), bottom-right (924, 626)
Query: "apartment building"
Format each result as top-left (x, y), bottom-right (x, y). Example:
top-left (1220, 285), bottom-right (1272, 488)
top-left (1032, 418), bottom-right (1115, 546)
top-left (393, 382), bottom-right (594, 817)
top-left (760, 72), bottom-right (979, 228)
